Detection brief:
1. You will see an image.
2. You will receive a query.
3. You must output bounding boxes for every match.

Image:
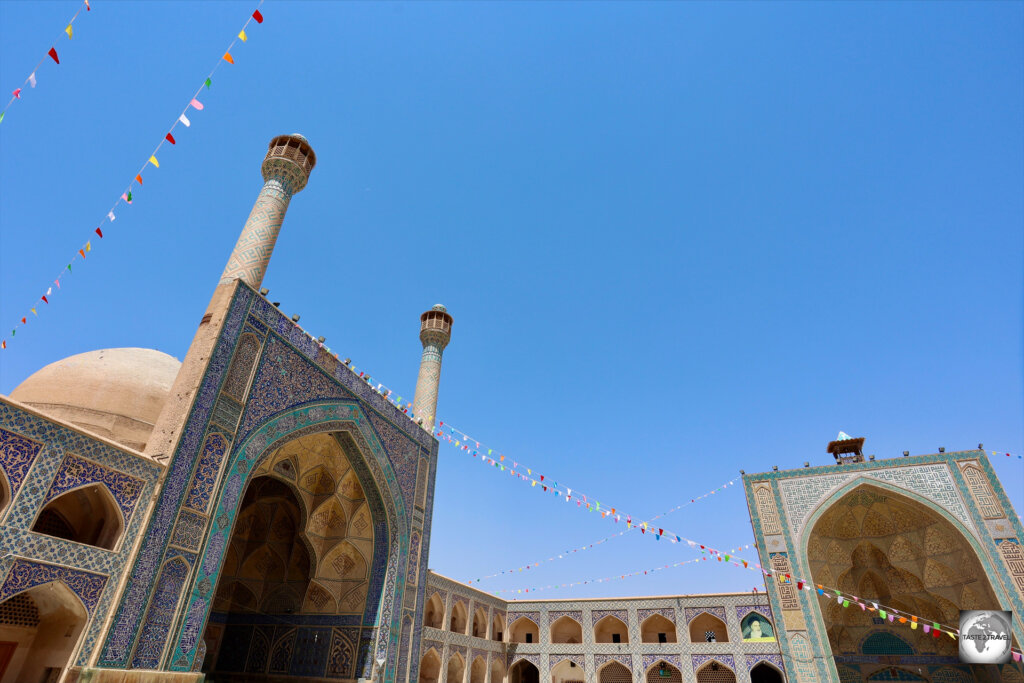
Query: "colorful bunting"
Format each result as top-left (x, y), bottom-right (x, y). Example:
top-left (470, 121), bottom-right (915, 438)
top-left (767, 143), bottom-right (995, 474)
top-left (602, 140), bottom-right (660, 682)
top-left (3, 1), bottom-right (268, 350)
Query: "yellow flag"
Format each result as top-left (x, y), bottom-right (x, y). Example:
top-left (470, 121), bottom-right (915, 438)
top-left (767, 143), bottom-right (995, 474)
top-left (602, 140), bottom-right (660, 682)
top-left (85, 241), bottom-right (91, 252)
top-left (65, 24), bottom-right (73, 39)
top-left (238, 29), bottom-right (247, 42)
top-left (30, 308), bottom-right (37, 316)
top-left (149, 155), bottom-right (159, 168)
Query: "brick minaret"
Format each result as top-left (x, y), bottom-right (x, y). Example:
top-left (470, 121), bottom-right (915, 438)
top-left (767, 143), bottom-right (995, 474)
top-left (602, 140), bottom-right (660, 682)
top-left (220, 134), bottom-right (316, 286)
top-left (412, 305), bottom-right (453, 431)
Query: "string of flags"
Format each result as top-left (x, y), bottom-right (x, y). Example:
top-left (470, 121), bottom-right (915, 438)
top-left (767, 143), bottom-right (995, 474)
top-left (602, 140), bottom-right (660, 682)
top-left (491, 543), bottom-right (752, 596)
top-left (1, 3), bottom-right (267, 351)
top-left (991, 450), bottom-right (1022, 460)
top-left (466, 489), bottom-right (745, 585)
top-left (1, 0), bottom-right (90, 126)
top-left (301, 346), bottom-right (1023, 660)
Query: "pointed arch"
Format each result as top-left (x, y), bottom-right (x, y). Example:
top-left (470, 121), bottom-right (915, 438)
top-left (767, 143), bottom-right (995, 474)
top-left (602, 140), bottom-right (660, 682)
top-left (508, 659), bottom-right (539, 683)
top-left (598, 661), bottom-right (631, 683)
top-left (31, 482), bottom-right (124, 550)
top-left (549, 614), bottom-right (583, 644)
top-left (640, 613), bottom-right (677, 643)
top-left (450, 600), bottom-right (468, 633)
top-left (804, 480), bottom-right (1006, 668)
top-left (489, 655), bottom-right (505, 683)
top-left (749, 661), bottom-right (784, 683)
top-left (510, 616), bottom-right (539, 643)
top-left (420, 647), bottom-right (442, 683)
top-left (0, 580), bottom-right (88, 683)
top-left (472, 606), bottom-right (488, 638)
top-left (447, 652), bottom-right (466, 683)
top-left (470, 655), bottom-right (487, 683)
top-left (594, 614), bottom-right (629, 643)
top-left (694, 660), bottom-right (736, 683)
top-left (491, 612), bottom-right (505, 641)
top-left (645, 660), bottom-right (682, 683)
top-left (549, 658), bottom-right (584, 683)
top-left (424, 592), bottom-right (444, 628)
top-left (688, 612), bottom-right (728, 643)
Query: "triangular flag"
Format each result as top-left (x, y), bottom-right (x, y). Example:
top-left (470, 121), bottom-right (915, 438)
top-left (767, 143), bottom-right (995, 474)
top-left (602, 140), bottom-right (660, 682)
top-left (238, 29), bottom-right (247, 42)
top-left (95, 227), bottom-right (103, 238)
top-left (204, 78), bottom-right (212, 89)
top-left (41, 295), bottom-right (48, 305)
top-left (46, 288), bottom-right (51, 296)
top-left (135, 174), bottom-right (143, 184)
top-left (65, 24), bottom-right (73, 39)
top-left (223, 52), bottom-right (234, 64)
top-left (30, 308), bottom-right (37, 316)
top-left (12, 88), bottom-right (21, 99)
top-left (165, 133), bottom-right (176, 145)
top-left (28, 73), bottom-right (37, 88)
top-left (107, 211), bottom-right (115, 222)
top-left (54, 279), bottom-right (60, 288)
top-left (21, 317), bottom-right (26, 324)
top-left (48, 47), bottom-right (59, 64)
top-left (85, 0), bottom-right (90, 10)
top-left (0, 112), bottom-right (4, 124)
top-left (78, 249), bottom-right (85, 258)
top-left (85, 241), bottom-right (91, 252)
top-left (1, 341), bottom-right (5, 350)
top-left (149, 155), bottom-right (159, 168)
top-left (190, 98), bottom-right (204, 110)
top-left (121, 193), bottom-right (131, 204)
top-left (252, 9), bottom-right (264, 23)
top-left (179, 113), bottom-right (191, 127)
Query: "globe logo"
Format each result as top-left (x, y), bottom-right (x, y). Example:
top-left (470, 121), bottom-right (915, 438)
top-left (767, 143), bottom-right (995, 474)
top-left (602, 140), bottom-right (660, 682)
top-left (958, 610), bottom-right (1012, 664)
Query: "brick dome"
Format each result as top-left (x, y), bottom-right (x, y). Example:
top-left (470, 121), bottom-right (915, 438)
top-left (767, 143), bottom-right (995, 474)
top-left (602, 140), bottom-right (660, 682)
top-left (9, 348), bottom-right (181, 453)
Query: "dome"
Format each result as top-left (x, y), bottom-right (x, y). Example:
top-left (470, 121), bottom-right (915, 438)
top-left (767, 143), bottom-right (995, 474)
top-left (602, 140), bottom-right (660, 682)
top-left (9, 348), bottom-right (182, 453)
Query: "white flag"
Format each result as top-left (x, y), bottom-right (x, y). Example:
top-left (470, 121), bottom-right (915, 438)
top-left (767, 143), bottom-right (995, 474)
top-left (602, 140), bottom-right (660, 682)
top-left (179, 113), bottom-right (191, 127)
top-left (108, 211), bottom-right (116, 222)
top-left (28, 72), bottom-right (37, 88)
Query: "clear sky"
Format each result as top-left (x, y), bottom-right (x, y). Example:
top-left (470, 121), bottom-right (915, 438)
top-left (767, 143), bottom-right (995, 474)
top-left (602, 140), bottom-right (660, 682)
top-left (1, 1), bottom-right (1021, 599)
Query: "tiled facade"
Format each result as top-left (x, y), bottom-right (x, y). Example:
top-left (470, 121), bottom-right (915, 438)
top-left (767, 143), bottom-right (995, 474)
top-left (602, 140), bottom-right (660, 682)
top-left (423, 572), bottom-right (785, 683)
top-left (744, 451), bottom-right (1024, 683)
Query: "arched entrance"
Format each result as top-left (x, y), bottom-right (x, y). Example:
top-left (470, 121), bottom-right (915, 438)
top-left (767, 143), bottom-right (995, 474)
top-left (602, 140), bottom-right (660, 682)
top-left (0, 581), bottom-right (87, 683)
top-left (550, 659), bottom-right (584, 683)
top-left (694, 660), bottom-right (736, 683)
top-left (646, 660), bottom-right (682, 683)
top-left (509, 659), bottom-right (539, 683)
top-left (420, 648), bottom-right (441, 683)
top-left (199, 431), bottom-right (383, 679)
top-left (807, 483), bottom-right (1006, 682)
top-left (749, 662), bottom-right (784, 683)
top-left (598, 661), bottom-right (631, 683)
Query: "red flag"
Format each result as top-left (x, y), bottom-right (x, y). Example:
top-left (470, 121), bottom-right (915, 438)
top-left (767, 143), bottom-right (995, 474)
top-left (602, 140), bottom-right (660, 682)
top-left (21, 317), bottom-right (26, 324)
top-left (85, 0), bottom-right (90, 9)
top-left (165, 133), bottom-right (176, 145)
top-left (41, 296), bottom-right (48, 304)
top-left (252, 9), bottom-right (264, 23)
top-left (797, 581), bottom-right (804, 590)
top-left (48, 47), bottom-right (59, 64)
top-left (12, 88), bottom-right (21, 99)
top-left (135, 174), bottom-right (143, 184)
top-left (95, 227), bottom-right (103, 238)
top-left (1, 341), bottom-right (5, 349)
top-left (79, 249), bottom-right (85, 258)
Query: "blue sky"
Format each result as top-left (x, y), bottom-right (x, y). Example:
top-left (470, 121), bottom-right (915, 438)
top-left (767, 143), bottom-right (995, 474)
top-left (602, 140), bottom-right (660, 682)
top-left (1, 1), bottom-right (1021, 599)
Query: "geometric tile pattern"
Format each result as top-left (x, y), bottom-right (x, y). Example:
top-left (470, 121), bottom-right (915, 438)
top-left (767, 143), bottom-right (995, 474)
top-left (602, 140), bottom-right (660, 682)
top-left (0, 427), bottom-right (42, 500)
top-left (0, 558), bottom-right (107, 612)
top-left (44, 452), bottom-right (145, 522)
top-left (182, 432), bottom-right (230, 513)
top-left (778, 463), bottom-right (974, 540)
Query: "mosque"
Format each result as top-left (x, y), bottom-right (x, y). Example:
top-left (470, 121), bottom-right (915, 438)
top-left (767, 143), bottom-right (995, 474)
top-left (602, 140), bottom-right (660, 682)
top-left (0, 136), bottom-right (1021, 683)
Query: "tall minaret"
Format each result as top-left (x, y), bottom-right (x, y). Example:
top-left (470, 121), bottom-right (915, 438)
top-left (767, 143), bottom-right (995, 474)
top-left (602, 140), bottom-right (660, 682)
top-left (220, 134), bottom-right (316, 286)
top-left (412, 304), bottom-right (453, 431)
